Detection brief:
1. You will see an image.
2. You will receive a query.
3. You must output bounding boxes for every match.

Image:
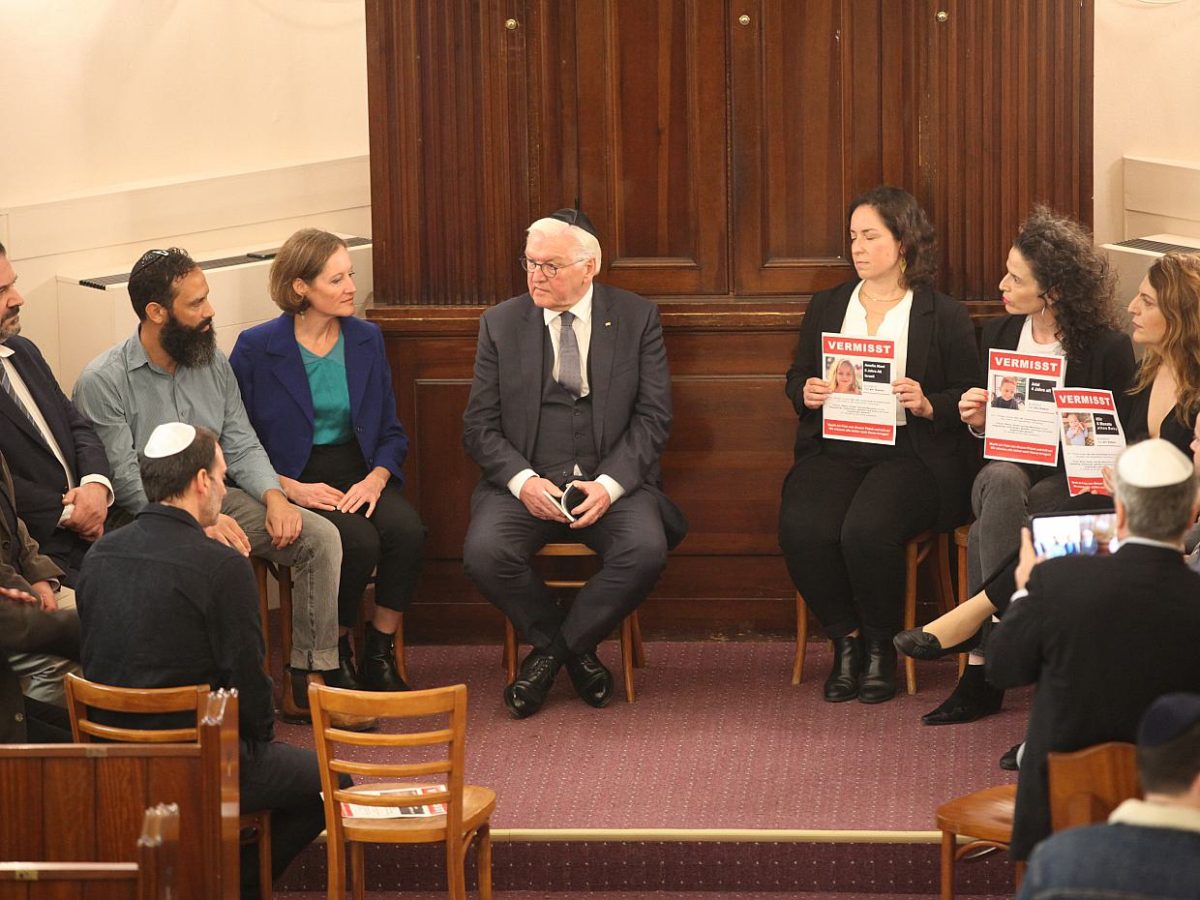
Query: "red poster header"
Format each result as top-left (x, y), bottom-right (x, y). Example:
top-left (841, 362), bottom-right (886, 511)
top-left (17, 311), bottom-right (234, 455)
top-left (822, 335), bottom-right (894, 359)
top-left (988, 351), bottom-right (1064, 377)
top-left (1053, 389), bottom-right (1116, 411)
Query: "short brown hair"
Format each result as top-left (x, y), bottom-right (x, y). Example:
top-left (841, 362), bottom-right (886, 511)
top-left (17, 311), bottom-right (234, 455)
top-left (847, 186), bottom-right (938, 293)
top-left (140, 426), bottom-right (219, 503)
top-left (268, 228), bottom-right (347, 315)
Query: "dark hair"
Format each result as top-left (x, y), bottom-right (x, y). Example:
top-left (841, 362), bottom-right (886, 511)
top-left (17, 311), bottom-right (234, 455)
top-left (1130, 253), bottom-right (1200, 425)
top-left (1011, 206), bottom-right (1118, 360)
top-left (140, 426), bottom-right (219, 503)
top-left (0, 240), bottom-right (6, 257)
top-left (128, 248), bottom-right (198, 321)
top-left (1138, 718), bottom-right (1200, 795)
top-left (269, 228), bottom-right (348, 315)
top-left (847, 186), bottom-right (938, 292)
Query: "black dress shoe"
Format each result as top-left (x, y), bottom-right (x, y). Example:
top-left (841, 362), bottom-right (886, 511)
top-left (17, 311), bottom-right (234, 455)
top-left (504, 651), bottom-right (561, 719)
top-left (322, 634), bottom-right (367, 691)
top-left (999, 743), bottom-right (1022, 771)
top-left (921, 665), bottom-right (1004, 726)
top-left (858, 638), bottom-right (898, 704)
top-left (360, 623), bottom-right (410, 692)
top-left (565, 651), bottom-right (613, 708)
top-left (893, 627), bottom-right (981, 661)
top-left (824, 635), bottom-right (862, 703)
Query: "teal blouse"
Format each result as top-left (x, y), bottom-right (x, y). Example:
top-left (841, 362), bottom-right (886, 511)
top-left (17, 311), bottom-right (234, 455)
top-left (299, 331), bottom-right (354, 446)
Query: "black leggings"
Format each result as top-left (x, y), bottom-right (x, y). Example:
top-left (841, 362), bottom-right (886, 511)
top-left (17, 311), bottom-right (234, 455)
top-left (300, 442), bottom-right (425, 628)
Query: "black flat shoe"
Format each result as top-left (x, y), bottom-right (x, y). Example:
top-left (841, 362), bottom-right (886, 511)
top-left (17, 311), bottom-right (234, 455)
top-left (823, 635), bottom-right (862, 702)
top-left (565, 650), bottom-right (613, 708)
top-left (858, 638), bottom-right (898, 704)
top-left (999, 743), bottom-right (1022, 771)
top-left (893, 627), bottom-right (981, 661)
top-left (921, 665), bottom-right (1004, 726)
top-left (504, 651), bottom-right (560, 719)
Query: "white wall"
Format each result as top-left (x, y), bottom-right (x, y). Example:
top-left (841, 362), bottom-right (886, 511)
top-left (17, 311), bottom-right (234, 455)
top-left (1093, 0), bottom-right (1200, 245)
top-left (0, 0), bottom-right (371, 379)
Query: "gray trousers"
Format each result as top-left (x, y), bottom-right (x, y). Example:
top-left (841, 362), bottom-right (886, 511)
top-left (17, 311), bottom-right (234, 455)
top-left (968, 463), bottom-right (1071, 604)
top-left (8, 587), bottom-right (81, 706)
top-left (222, 488), bottom-right (342, 671)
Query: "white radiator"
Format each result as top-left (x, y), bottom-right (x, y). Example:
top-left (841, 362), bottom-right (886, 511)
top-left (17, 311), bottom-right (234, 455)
top-left (56, 237), bottom-right (373, 390)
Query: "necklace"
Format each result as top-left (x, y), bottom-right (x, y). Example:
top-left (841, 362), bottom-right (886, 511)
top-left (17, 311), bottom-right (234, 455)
top-left (860, 287), bottom-right (903, 304)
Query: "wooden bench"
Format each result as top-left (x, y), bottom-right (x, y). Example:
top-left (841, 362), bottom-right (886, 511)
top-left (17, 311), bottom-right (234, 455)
top-left (0, 692), bottom-right (240, 900)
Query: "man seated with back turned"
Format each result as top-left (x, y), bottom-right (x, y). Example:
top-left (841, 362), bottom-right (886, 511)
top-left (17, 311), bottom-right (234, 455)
top-left (1017, 692), bottom-right (1200, 899)
top-left (987, 438), bottom-right (1200, 863)
top-left (76, 423), bottom-right (345, 900)
top-left (462, 209), bottom-right (686, 719)
top-left (0, 450), bottom-right (79, 743)
top-left (71, 248), bottom-right (370, 727)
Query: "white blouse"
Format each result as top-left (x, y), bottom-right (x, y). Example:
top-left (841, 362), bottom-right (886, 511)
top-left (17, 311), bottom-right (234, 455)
top-left (839, 283), bottom-right (914, 425)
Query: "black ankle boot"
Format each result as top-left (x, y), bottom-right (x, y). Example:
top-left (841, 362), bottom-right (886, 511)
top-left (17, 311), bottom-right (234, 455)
top-left (921, 664), bottom-right (1004, 725)
top-left (858, 638), bottom-right (898, 704)
top-left (361, 623), bottom-right (410, 691)
top-left (824, 635), bottom-right (863, 702)
top-left (322, 634), bottom-right (366, 691)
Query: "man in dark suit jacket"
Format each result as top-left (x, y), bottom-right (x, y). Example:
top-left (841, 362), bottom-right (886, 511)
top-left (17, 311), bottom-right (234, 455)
top-left (0, 451), bottom-right (79, 743)
top-left (463, 209), bottom-right (684, 718)
top-left (988, 438), bottom-right (1200, 860)
top-left (0, 241), bottom-right (113, 585)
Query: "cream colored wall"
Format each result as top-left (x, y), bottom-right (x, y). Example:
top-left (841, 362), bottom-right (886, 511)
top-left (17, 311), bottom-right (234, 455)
top-left (1093, 0), bottom-right (1200, 245)
top-left (0, 0), bottom-right (370, 380)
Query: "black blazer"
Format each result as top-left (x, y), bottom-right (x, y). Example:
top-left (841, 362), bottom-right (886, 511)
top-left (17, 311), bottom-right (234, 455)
top-left (0, 336), bottom-right (111, 547)
top-left (784, 281), bottom-right (979, 529)
top-left (987, 542), bottom-right (1200, 860)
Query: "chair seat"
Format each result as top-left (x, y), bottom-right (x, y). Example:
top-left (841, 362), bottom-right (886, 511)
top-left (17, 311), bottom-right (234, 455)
top-left (936, 783), bottom-right (1016, 844)
top-left (341, 783), bottom-right (497, 844)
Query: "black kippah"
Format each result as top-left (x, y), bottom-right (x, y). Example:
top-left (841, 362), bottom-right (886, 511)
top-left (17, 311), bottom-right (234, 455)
top-left (549, 208), bottom-right (598, 239)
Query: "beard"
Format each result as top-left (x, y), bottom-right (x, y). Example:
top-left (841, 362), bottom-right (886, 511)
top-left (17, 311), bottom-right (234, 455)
top-left (160, 313), bottom-right (216, 368)
top-left (0, 309), bottom-right (20, 341)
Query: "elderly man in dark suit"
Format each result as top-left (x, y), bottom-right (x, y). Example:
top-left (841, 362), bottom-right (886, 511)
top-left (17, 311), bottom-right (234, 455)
top-left (0, 451), bottom-right (80, 743)
top-left (988, 438), bottom-right (1200, 861)
top-left (463, 209), bottom-right (684, 719)
top-left (0, 241), bottom-right (113, 585)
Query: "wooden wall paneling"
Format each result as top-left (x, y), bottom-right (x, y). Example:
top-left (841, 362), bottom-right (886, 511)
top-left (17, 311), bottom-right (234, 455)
top-left (43, 759), bottom-right (95, 861)
top-left (93, 759), bottom-right (146, 862)
top-left (571, 0), bottom-right (729, 295)
top-left (0, 758), bottom-right (41, 859)
top-left (731, 0), bottom-right (856, 294)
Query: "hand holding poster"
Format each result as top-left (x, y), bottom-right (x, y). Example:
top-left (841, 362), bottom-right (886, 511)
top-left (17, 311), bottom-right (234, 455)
top-left (820, 333), bottom-right (896, 445)
top-left (1053, 388), bottom-right (1126, 496)
top-left (983, 350), bottom-right (1066, 466)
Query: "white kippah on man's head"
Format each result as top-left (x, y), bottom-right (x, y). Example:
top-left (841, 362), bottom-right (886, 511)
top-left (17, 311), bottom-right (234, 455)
top-left (143, 422), bottom-right (197, 459)
top-left (1116, 438), bottom-right (1193, 488)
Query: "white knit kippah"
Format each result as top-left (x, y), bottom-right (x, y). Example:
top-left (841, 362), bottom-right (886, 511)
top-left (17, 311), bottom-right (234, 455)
top-left (143, 422), bottom-right (197, 459)
top-left (1116, 438), bottom-right (1193, 488)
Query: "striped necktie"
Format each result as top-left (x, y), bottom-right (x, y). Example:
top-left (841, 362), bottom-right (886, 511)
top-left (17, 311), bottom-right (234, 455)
top-left (556, 311), bottom-right (582, 398)
top-left (0, 362), bottom-right (39, 429)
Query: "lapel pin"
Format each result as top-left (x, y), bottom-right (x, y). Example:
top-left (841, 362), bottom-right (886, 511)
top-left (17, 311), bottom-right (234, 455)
top-left (605, 321), bottom-right (611, 327)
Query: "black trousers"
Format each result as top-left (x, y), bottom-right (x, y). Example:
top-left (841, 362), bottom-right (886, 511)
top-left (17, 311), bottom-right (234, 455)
top-left (463, 485), bottom-right (667, 655)
top-left (778, 438), bottom-right (939, 641)
top-left (239, 738), bottom-right (351, 900)
top-left (301, 443), bottom-right (425, 628)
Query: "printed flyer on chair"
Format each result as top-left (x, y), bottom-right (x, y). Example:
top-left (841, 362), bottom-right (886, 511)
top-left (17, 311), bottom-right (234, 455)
top-left (983, 350), bottom-right (1066, 466)
top-left (820, 333), bottom-right (897, 446)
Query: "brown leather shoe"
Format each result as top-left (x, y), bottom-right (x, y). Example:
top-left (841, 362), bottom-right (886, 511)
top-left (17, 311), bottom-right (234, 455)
top-left (281, 670), bottom-right (378, 732)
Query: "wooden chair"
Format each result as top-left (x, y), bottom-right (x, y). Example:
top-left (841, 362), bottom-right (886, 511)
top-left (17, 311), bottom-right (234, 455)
top-left (951, 523), bottom-right (972, 677)
top-left (501, 542), bottom-right (645, 703)
top-left (64, 674), bottom-right (272, 900)
top-left (0, 803), bottom-right (179, 900)
top-left (308, 682), bottom-right (495, 900)
top-left (935, 783), bottom-right (1021, 900)
top-left (793, 529), bottom-right (955, 693)
top-left (1048, 741), bottom-right (1140, 832)
top-left (253, 559), bottom-right (409, 686)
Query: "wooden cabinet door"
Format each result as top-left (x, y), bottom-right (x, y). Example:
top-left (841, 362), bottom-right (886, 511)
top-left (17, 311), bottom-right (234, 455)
top-left (564, 0), bottom-right (730, 295)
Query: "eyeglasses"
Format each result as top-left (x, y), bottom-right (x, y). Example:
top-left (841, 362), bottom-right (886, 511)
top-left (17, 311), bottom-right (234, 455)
top-left (518, 257), bottom-right (587, 279)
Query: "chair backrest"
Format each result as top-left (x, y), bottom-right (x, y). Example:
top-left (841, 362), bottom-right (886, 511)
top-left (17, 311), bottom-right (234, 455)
top-left (1047, 741), bottom-right (1140, 832)
top-left (66, 673), bottom-right (209, 743)
top-left (309, 682), bottom-right (469, 838)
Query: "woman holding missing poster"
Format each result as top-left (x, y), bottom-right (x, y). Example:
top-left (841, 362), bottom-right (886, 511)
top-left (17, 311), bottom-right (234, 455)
top-left (778, 186), bottom-right (977, 705)
top-left (895, 208), bottom-right (1136, 727)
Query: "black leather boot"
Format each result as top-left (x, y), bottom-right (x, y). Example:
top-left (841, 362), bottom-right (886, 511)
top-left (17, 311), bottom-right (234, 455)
top-left (824, 635), bottom-right (862, 702)
top-left (921, 664), bottom-right (1004, 725)
top-left (361, 623), bottom-right (410, 691)
top-left (322, 633), bottom-right (366, 691)
top-left (858, 638), bottom-right (898, 704)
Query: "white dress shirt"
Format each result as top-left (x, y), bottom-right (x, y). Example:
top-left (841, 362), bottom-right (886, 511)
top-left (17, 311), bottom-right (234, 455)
top-left (839, 283), bottom-right (914, 425)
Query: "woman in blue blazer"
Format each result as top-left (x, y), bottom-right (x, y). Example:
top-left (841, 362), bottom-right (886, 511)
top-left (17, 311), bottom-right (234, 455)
top-left (231, 229), bottom-right (424, 694)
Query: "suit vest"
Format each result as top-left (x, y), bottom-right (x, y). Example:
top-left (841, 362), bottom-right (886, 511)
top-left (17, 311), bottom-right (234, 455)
top-left (530, 328), bottom-right (599, 487)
